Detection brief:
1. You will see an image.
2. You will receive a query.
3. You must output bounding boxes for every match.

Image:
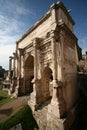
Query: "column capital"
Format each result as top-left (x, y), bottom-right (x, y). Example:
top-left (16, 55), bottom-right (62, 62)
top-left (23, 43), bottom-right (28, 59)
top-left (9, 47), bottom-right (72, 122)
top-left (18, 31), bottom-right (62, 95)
top-left (13, 52), bottom-right (16, 59)
top-left (50, 30), bottom-right (55, 38)
top-left (13, 52), bottom-right (15, 56)
top-left (9, 56), bottom-right (13, 59)
top-left (33, 37), bottom-right (39, 43)
top-left (32, 38), bottom-right (40, 50)
top-left (18, 48), bottom-right (24, 55)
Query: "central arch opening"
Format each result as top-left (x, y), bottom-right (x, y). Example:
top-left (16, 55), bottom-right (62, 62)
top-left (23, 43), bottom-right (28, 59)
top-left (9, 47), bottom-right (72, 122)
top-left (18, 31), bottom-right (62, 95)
top-left (24, 55), bottom-right (34, 94)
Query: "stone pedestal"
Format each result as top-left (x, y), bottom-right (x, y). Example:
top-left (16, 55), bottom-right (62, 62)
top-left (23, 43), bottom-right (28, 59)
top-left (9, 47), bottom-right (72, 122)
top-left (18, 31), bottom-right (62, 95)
top-left (48, 80), bottom-right (66, 117)
top-left (47, 79), bottom-right (67, 129)
top-left (47, 104), bottom-right (76, 130)
top-left (17, 77), bottom-right (24, 95)
top-left (12, 76), bottom-right (17, 84)
top-left (28, 79), bottom-right (41, 111)
top-left (47, 113), bottom-right (65, 130)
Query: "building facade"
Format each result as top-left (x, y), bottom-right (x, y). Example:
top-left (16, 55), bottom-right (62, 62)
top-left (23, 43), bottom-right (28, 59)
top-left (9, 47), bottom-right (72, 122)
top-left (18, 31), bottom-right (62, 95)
top-left (78, 51), bottom-right (87, 72)
top-left (10, 2), bottom-right (79, 130)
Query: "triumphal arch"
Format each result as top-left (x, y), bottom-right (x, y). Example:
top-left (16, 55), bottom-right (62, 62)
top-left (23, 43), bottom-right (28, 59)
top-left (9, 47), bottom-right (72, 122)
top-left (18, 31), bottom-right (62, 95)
top-left (10, 1), bottom-right (79, 130)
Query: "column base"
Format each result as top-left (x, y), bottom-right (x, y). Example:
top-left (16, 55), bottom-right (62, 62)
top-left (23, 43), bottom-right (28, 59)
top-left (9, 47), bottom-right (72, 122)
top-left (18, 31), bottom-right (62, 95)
top-left (11, 77), bottom-right (17, 92)
top-left (28, 79), bottom-right (42, 112)
top-left (49, 84), bottom-right (66, 118)
top-left (17, 77), bottom-right (24, 95)
top-left (48, 97), bottom-right (66, 118)
top-left (47, 113), bottom-right (65, 130)
top-left (28, 94), bottom-right (38, 112)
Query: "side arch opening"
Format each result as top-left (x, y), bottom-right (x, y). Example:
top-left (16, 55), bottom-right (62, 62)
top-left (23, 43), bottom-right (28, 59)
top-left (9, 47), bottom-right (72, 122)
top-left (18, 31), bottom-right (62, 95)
top-left (43, 66), bottom-right (53, 100)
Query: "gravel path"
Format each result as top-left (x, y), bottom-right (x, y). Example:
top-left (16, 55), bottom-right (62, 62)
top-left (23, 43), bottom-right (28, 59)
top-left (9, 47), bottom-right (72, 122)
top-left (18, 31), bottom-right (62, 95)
top-left (0, 96), bottom-right (28, 123)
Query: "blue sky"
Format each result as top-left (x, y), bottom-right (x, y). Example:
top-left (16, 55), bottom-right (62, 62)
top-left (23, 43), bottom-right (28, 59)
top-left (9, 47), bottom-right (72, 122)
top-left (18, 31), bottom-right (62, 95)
top-left (0, 0), bottom-right (87, 69)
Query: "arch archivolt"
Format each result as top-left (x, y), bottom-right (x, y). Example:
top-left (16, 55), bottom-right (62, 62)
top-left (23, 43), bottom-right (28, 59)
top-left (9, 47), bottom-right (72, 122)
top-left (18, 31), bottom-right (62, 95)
top-left (23, 43), bottom-right (34, 61)
top-left (24, 51), bottom-right (34, 65)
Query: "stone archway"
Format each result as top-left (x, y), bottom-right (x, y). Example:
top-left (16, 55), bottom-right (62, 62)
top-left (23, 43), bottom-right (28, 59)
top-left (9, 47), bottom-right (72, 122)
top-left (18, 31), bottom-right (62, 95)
top-left (43, 66), bottom-right (53, 100)
top-left (24, 55), bottom-right (34, 94)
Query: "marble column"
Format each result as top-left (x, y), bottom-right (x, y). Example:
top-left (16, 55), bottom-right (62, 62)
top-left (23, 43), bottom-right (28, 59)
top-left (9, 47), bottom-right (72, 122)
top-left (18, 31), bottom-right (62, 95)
top-left (19, 50), bottom-right (24, 78)
top-left (9, 56), bottom-right (13, 80)
top-left (11, 52), bottom-right (17, 89)
top-left (50, 30), bottom-right (58, 101)
top-left (18, 49), bottom-right (22, 77)
top-left (47, 30), bottom-right (66, 119)
top-left (19, 49), bottom-right (23, 77)
top-left (32, 38), bottom-right (38, 106)
top-left (59, 32), bottom-right (64, 81)
top-left (33, 38), bottom-right (38, 80)
top-left (13, 53), bottom-right (16, 77)
top-left (16, 49), bottom-right (24, 95)
top-left (28, 38), bottom-right (40, 111)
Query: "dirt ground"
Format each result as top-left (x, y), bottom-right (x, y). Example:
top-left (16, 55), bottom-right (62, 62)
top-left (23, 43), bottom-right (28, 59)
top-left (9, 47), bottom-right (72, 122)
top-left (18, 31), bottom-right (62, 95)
top-left (0, 96), bottom-right (28, 123)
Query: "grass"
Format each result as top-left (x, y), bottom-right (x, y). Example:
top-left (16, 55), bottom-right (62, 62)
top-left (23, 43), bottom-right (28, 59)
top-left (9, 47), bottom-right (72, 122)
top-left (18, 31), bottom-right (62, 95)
top-left (0, 105), bottom-right (39, 130)
top-left (0, 90), bottom-right (13, 106)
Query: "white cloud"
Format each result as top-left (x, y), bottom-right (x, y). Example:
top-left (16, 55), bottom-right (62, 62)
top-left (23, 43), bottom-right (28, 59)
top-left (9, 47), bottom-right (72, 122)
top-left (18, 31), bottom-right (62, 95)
top-left (0, 35), bottom-right (18, 45)
top-left (16, 5), bottom-right (34, 15)
top-left (0, 14), bottom-right (24, 35)
top-left (0, 44), bottom-right (15, 70)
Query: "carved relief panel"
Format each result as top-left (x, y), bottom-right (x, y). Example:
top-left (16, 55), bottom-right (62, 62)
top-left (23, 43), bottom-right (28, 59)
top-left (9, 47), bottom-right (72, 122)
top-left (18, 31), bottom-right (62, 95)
top-left (39, 42), bottom-right (52, 66)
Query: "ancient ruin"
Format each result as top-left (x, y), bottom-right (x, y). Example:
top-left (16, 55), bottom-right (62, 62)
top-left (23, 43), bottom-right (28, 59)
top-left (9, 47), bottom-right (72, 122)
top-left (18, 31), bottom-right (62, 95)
top-left (9, 1), bottom-right (79, 130)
